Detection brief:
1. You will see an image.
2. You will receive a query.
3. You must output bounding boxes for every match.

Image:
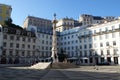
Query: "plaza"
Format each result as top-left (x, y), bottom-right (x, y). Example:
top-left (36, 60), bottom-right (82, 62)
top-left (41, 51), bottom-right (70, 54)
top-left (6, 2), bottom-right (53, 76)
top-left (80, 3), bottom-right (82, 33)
top-left (0, 65), bottom-right (120, 80)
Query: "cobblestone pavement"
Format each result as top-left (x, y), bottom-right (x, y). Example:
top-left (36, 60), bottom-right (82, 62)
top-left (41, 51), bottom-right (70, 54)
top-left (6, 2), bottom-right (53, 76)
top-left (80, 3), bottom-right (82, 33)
top-left (0, 66), bottom-right (120, 80)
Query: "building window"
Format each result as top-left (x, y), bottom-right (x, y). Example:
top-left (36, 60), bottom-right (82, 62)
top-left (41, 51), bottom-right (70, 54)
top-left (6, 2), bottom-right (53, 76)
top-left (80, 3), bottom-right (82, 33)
top-left (79, 39), bottom-right (82, 43)
top-left (80, 51), bottom-right (82, 57)
top-left (84, 45), bottom-right (87, 49)
top-left (22, 51), bottom-right (25, 56)
top-left (33, 39), bottom-right (36, 43)
top-left (46, 46), bottom-right (48, 50)
top-left (68, 41), bottom-right (70, 45)
top-left (15, 50), bottom-right (19, 56)
top-left (10, 36), bottom-right (14, 40)
top-left (50, 42), bottom-right (52, 45)
top-left (3, 35), bottom-right (7, 39)
top-left (99, 29), bottom-right (102, 32)
top-left (16, 43), bottom-right (19, 48)
top-left (100, 43), bottom-right (103, 47)
top-left (105, 34), bottom-right (109, 39)
top-left (71, 35), bottom-right (74, 38)
top-left (64, 42), bottom-right (66, 45)
top-left (3, 28), bottom-right (8, 32)
top-left (68, 47), bottom-right (70, 50)
top-left (113, 49), bottom-right (118, 55)
top-left (89, 44), bottom-right (92, 48)
top-left (89, 36), bottom-right (92, 41)
top-left (22, 37), bottom-right (25, 41)
top-left (42, 34), bottom-right (44, 38)
top-left (76, 40), bottom-right (78, 43)
top-left (107, 50), bottom-right (110, 55)
top-left (10, 43), bottom-right (13, 48)
top-left (46, 35), bottom-right (48, 39)
top-left (105, 27), bottom-right (108, 32)
top-left (42, 46), bottom-right (44, 50)
top-left (42, 40), bottom-right (44, 44)
top-left (112, 41), bottom-right (116, 46)
top-left (112, 33), bottom-right (116, 38)
top-left (106, 42), bottom-right (109, 46)
top-left (2, 50), bottom-right (6, 55)
top-left (89, 58), bottom-right (93, 63)
top-left (112, 26), bottom-right (115, 30)
top-left (71, 41), bottom-right (74, 44)
top-left (99, 35), bottom-right (102, 40)
top-left (61, 37), bottom-right (63, 40)
top-left (9, 51), bottom-right (13, 56)
top-left (94, 36), bottom-right (97, 40)
top-left (27, 51), bottom-right (30, 56)
top-left (22, 44), bottom-right (25, 48)
top-left (50, 36), bottom-right (52, 39)
top-left (88, 50), bottom-right (92, 56)
top-left (94, 30), bottom-right (96, 34)
top-left (28, 45), bottom-right (30, 49)
top-left (68, 36), bottom-right (70, 39)
top-left (3, 42), bottom-right (6, 47)
top-left (64, 36), bottom-right (66, 40)
top-left (28, 38), bottom-right (31, 42)
top-left (94, 43), bottom-right (97, 48)
top-left (80, 45), bottom-right (82, 49)
top-left (71, 46), bottom-right (74, 50)
top-left (16, 36), bottom-right (20, 41)
top-left (101, 50), bottom-right (104, 55)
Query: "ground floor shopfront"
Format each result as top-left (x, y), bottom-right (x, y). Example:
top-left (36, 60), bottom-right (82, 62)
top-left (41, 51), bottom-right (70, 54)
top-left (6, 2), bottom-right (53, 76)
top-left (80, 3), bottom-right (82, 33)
top-left (78, 55), bottom-right (120, 65)
top-left (0, 55), bottom-right (51, 65)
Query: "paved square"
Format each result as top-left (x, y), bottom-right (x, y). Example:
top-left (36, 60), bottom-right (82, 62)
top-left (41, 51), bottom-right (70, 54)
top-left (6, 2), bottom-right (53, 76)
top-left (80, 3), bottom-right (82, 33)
top-left (0, 66), bottom-right (120, 80)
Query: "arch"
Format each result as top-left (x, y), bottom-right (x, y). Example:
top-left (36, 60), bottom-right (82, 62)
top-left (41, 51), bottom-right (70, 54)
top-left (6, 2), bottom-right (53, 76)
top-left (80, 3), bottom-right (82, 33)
top-left (1, 57), bottom-right (7, 64)
top-left (8, 58), bottom-right (13, 64)
top-left (14, 58), bottom-right (19, 64)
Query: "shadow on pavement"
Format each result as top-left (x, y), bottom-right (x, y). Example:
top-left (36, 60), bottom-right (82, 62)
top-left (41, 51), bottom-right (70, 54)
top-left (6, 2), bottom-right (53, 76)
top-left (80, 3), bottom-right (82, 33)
top-left (0, 66), bottom-right (120, 80)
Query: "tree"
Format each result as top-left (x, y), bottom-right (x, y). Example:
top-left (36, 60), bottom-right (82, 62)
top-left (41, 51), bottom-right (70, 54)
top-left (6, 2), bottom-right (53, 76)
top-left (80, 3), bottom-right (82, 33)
top-left (3, 18), bottom-right (23, 30)
top-left (58, 49), bottom-right (68, 62)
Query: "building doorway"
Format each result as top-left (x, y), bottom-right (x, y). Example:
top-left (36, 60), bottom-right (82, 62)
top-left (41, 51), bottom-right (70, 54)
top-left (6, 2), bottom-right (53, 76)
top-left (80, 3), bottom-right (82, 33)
top-left (95, 57), bottom-right (98, 65)
top-left (101, 57), bottom-right (104, 63)
top-left (14, 58), bottom-right (19, 64)
top-left (1, 57), bottom-right (6, 64)
top-left (114, 57), bottom-right (118, 64)
top-left (107, 57), bottom-right (111, 63)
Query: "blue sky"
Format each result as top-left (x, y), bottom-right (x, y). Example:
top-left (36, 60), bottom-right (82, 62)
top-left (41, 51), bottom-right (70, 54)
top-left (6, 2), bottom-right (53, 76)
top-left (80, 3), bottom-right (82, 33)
top-left (0, 0), bottom-right (120, 26)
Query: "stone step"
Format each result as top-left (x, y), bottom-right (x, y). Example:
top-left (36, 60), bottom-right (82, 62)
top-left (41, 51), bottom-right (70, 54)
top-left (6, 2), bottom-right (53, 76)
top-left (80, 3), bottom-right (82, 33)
top-left (30, 62), bottom-right (51, 69)
top-left (47, 62), bottom-right (79, 69)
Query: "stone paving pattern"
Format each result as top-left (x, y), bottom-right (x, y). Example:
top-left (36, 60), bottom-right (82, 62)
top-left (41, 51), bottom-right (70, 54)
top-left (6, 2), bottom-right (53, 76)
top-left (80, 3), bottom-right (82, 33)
top-left (0, 66), bottom-right (120, 80)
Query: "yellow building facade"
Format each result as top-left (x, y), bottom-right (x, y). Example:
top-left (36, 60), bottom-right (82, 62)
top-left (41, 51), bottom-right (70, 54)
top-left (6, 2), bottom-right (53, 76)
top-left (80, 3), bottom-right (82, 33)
top-left (0, 3), bottom-right (12, 25)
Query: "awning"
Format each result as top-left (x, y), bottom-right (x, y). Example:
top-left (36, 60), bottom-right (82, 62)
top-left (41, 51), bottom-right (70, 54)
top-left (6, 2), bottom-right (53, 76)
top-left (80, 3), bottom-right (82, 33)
top-left (67, 57), bottom-right (78, 60)
top-left (80, 57), bottom-right (89, 59)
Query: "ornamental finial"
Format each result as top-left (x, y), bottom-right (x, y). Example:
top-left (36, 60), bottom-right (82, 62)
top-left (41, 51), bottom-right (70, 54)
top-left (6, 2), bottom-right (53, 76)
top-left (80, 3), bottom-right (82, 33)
top-left (54, 13), bottom-right (56, 20)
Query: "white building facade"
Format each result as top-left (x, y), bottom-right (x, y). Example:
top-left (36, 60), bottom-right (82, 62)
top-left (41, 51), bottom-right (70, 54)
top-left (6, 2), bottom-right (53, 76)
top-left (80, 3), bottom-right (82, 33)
top-left (78, 19), bottom-right (120, 65)
top-left (0, 26), bottom-right (38, 64)
top-left (22, 15), bottom-right (120, 65)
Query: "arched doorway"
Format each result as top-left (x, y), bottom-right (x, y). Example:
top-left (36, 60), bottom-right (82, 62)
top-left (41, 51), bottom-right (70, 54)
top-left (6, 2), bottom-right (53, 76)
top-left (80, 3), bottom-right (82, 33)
top-left (114, 57), bottom-right (118, 64)
top-left (8, 58), bottom-right (13, 64)
top-left (1, 57), bottom-right (7, 64)
top-left (14, 58), bottom-right (19, 64)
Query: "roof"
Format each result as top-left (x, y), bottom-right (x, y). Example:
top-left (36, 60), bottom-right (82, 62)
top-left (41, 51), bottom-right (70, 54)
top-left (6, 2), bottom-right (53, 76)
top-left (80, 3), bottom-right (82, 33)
top-left (93, 16), bottom-right (104, 20)
top-left (2, 26), bottom-right (36, 37)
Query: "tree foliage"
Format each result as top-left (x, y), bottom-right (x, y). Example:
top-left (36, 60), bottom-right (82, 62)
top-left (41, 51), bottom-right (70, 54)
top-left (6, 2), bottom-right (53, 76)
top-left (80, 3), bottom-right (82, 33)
top-left (3, 18), bottom-right (23, 30)
top-left (58, 49), bottom-right (68, 62)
